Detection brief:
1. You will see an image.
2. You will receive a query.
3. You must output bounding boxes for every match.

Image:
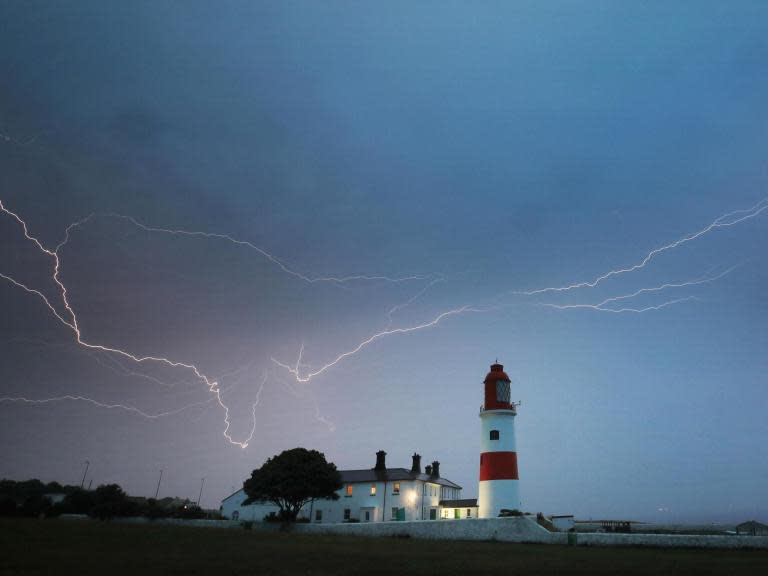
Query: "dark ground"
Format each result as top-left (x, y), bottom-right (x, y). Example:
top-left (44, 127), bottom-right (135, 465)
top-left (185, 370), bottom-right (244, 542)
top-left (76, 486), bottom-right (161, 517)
top-left (2, 518), bottom-right (767, 576)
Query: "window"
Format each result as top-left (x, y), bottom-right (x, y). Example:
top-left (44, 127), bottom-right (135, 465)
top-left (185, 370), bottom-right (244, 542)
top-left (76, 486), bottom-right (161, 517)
top-left (343, 508), bottom-right (351, 521)
top-left (370, 484), bottom-right (377, 496)
top-left (429, 508), bottom-right (437, 520)
top-left (496, 379), bottom-right (510, 402)
top-left (466, 509), bottom-right (471, 518)
top-left (392, 482), bottom-right (400, 495)
top-left (364, 510), bottom-right (370, 522)
top-left (345, 484), bottom-right (353, 497)
top-left (232, 511), bottom-right (239, 521)
top-left (315, 510), bottom-right (322, 522)
top-left (392, 507), bottom-right (398, 520)
top-left (490, 429), bottom-right (500, 440)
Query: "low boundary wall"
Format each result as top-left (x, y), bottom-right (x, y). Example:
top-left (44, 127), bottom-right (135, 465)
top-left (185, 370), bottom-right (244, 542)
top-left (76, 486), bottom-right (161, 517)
top-left (574, 532), bottom-right (768, 549)
top-left (291, 517), bottom-right (556, 543)
top-left (256, 517), bottom-right (768, 549)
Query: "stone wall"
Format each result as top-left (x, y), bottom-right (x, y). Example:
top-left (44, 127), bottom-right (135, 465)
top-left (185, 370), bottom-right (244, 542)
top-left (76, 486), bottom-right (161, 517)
top-left (289, 516), bottom-right (555, 543)
top-left (255, 517), bottom-right (768, 549)
top-left (574, 532), bottom-right (768, 549)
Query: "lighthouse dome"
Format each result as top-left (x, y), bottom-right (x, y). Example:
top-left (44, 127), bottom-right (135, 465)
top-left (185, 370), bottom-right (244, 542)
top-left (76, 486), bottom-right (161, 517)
top-left (484, 363), bottom-right (511, 384)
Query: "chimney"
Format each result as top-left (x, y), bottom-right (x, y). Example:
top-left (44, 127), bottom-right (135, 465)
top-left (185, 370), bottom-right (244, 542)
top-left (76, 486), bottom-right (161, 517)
top-left (374, 450), bottom-right (387, 471)
top-left (411, 453), bottom-right (421, 473)
top-left (425, 464), bottom-right (433, 476)
top-left (431, 461), bottom-right (440, 478)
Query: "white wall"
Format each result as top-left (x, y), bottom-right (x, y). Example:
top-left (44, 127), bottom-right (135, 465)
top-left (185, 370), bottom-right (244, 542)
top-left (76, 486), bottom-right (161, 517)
top-left (221, 479), bottom-right (462, 524)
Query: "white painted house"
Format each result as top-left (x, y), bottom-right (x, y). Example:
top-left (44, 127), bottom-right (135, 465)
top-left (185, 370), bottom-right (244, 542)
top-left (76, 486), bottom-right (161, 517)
top-left (221, 362), bottom-right (530, 524)
top-left (221, 451), bottom-right (464, 523)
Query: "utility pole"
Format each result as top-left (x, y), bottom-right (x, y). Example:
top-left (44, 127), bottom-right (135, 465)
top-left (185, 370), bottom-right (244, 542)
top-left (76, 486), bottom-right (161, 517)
top-left (80, 460), bottom-right (90, 489)
top-left (197, 477), bottom-right (205, 507)
top-left (154, 469), bottom-right (163, 499)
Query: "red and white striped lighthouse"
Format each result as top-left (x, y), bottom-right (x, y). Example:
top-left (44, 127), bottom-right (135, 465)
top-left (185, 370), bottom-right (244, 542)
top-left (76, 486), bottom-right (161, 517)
top-left (478, 362), bottom-right (520, 518)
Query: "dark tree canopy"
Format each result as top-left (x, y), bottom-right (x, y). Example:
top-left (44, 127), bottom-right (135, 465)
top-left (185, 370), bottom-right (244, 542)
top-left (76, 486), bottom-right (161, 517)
top-left (243, 448), bottom-right (342, 521)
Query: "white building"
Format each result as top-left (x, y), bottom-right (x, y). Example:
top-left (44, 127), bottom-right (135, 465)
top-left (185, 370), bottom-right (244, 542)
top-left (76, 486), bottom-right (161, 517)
top-left (221, 361), bottom-right (527, 524)
top-left (221, 451), bottom-right (464, 523)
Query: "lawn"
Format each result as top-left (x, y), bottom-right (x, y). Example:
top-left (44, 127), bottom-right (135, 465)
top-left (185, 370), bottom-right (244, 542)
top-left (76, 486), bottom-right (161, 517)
top-left (1, 518), bottom-right (767, 576)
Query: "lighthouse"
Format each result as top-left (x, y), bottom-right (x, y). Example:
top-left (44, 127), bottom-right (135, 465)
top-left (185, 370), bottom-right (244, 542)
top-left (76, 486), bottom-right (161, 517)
top-left (478, 362), bottom-right (520, 518)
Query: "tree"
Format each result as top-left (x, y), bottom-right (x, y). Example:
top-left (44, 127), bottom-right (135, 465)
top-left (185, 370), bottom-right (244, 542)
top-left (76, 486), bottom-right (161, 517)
top-left (91, 484), bottom-right (131, 520)
top-left (243, 448), bottom-right (342, 522)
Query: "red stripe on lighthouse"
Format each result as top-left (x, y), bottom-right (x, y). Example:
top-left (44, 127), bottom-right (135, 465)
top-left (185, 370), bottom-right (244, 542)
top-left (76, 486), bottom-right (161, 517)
top-left (479, 451), bottom-right (518, 481)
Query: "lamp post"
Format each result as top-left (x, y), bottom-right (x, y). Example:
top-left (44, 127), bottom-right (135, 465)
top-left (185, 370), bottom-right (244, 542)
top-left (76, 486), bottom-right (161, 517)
top-left (80, 460), bottom-right (90, 489)
top-left (197, 477), bottom-right (205, 507)
top-left (154, 469), bottom-right (163, 499)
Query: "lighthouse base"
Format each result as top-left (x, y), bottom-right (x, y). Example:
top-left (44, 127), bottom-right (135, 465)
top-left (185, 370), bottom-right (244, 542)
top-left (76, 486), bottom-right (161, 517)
top-left (478, 479), bottom-right (521, 519)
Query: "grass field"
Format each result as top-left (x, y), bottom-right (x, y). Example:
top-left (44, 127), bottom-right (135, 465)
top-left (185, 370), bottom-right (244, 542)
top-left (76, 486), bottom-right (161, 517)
top-left (2, 518), bottom-right (767, 576)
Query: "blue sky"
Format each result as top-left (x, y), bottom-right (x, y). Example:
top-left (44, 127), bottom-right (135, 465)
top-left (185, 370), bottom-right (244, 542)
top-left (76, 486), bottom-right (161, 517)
top-left (1, 1), bottom-right (766, 521)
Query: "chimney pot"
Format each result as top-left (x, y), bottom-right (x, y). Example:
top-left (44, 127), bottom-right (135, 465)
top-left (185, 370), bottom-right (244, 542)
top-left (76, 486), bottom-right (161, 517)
top-left (411, 453), bottom-right (422, 473)
top-left (431, 461), bottom-right (440, 478)
top-left (374, 450), bottom-right (387, 471)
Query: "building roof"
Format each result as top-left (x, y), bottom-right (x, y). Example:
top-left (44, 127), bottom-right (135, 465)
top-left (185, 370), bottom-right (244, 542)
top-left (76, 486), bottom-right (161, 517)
top-left (221, 467), bottom-right (462, 503)
top-left (737, 520), bottom-right (768, 529)
top-left (340, 468), bottom-right (462, 489)
top-left (439, 498), bottom-right (478, 508)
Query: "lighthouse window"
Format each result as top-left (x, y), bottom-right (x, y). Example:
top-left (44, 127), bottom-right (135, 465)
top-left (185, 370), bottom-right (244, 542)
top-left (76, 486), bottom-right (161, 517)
top-left (490, 429), bottom-right (500, 440)
top-left (496, 380), bottom-right (510, 403)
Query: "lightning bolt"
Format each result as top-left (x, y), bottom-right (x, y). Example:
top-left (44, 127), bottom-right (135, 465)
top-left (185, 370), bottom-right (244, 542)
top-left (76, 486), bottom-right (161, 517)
top-left (540, 266), bottom-right (738, 312)
top-left (542, 296), bottom-right (702, 314)
top-left (0, 395), bottom-right (215, 419)
top-left (276, 373), bottom-right (336, 432)
top-left (518, 197), bottom-right (768, 295)
top-left (106, 213), bottom-right (430, 285)
top-left (0, 200), bottom-right (256, 448)
top-left (272, 305), bottom-right (480, 383)
top-left (385, 276), bottom-right (445, 330)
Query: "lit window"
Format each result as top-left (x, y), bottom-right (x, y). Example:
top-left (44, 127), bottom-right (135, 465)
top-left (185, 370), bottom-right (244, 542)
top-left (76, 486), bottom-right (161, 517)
top-left (315, 509), bottom-right (322, 522)
top-left (490, 430), bottom-right (500, 440)
top-left (392, 482), bottom-right (400, 495)
top-left (343, 508), bottom-right (351, 521)
top-left (345, 484), bottom-right (353, 497)
top-left (370, 484), bottom-right (377, 496)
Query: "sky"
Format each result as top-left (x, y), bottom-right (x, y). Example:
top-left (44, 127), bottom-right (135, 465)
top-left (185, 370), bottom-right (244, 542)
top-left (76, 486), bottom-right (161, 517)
top-left (1, 1), bottom-right (766, 522)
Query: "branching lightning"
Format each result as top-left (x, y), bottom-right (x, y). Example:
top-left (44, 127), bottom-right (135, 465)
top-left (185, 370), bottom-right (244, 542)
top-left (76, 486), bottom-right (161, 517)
top-left (517, 197), bottom-right (768, 296)
top-left (540, 266), bottom-right (738, 313)
top-left (385, 276), bottom-right (445, 329)
top-left (0, 395), bottom-right (214, 419)
top-left (272, 305), bottom-right (480, 383)
top-left (2, 193), bottom-right (764, 443)
top-left (542, 296), bottom-right (702, 314)
top-left (0, 200), bottom-right (259, 448)
top-left (106, 213), bottom-right (429, 285)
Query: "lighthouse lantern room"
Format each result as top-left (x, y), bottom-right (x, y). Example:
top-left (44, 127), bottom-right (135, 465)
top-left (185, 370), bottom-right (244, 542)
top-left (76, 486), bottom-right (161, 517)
top-left (478, 362), bottom-right (521, 518)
